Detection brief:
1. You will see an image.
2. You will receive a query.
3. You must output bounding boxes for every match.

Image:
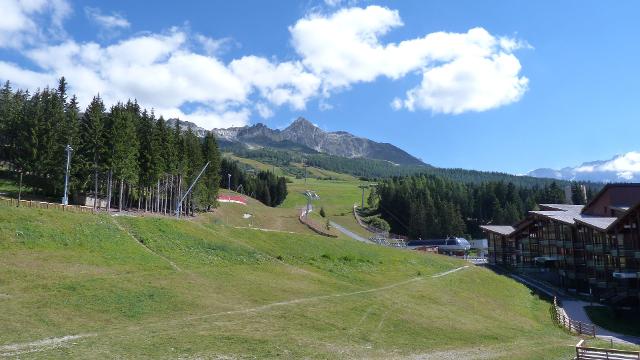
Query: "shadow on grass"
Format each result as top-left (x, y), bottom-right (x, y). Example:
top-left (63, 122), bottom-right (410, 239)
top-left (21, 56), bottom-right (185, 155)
top-left (585, 306), bottom-right (640, 338)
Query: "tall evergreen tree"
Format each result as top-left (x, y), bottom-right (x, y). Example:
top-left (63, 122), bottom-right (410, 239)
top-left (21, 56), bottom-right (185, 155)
top-left (78, 96), bottom-right (106, 209)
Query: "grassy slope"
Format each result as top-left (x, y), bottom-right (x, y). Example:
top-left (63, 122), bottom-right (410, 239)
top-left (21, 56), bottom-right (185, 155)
top-left (218, 155), bottom-right (373, 238)
top-left (281, 177), bottom-right (376, 238)
top-left (0, 203), bottom-right (576, 359)
top-left (205, 189), bottom-right (309, 233)
top-left (224, 153), bottom-right (288, 177)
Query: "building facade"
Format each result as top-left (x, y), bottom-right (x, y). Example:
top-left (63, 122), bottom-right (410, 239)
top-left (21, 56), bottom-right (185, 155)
top-left (481, 184), bottom-right (640, 307)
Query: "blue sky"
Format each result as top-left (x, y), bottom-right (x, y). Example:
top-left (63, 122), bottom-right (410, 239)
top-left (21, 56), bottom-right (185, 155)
top-left (2, 1), bottom-right (640, 175)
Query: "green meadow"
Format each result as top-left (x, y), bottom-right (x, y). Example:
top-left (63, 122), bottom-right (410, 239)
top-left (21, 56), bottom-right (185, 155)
top-left (0, 203), bottom-right (578, 359)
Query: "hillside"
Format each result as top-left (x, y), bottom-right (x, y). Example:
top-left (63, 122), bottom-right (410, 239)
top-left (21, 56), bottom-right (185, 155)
top-left (0, 203), bottom-right (578, 359)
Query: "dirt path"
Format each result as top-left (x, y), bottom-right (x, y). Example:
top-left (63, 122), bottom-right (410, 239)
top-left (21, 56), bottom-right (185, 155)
top-left (1, 265), bottom-right (471, 356)
top-left (0, 334), bottom-right (95, 357)
top-left (106, 265), bottom-right (471, 333)
top-left (111, 217), bottom-right (182, 272)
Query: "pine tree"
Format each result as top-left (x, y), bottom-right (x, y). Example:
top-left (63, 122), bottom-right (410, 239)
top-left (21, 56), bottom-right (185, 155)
top-left (107, 103), bottom-right (139, 211)
top-left (78, 96), bottom-right (106, 210)
top-left (201, 131), bottom-right (221, 210)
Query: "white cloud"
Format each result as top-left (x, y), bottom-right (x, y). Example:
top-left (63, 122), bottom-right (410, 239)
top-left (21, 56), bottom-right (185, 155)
top-left (1, 3), bottom-right (530, 129)
top-left (401, 52), bottom-right (529, 113)
top-left (158, 106), bottom-right (251, 129)
top-left (576, 152), bottom-right (640, 180)
top-left (255, 102), bottom-right (274, 119)
top-left (0, 0), bottom-right (71, 48)
top-left (195, 34), bottom-right (234, 56)
top-left (290, 6), bottom-right (529, 114)
top-left (9, 27), bottom-right (318, 128)
top-left (230, 56), bottom-right (321, 110)
top-left (85, 7), bottom-right (130, 30)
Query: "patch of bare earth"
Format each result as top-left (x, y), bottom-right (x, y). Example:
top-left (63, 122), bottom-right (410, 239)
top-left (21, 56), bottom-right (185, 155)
top-left (0, 334), bottom-right (95, 357)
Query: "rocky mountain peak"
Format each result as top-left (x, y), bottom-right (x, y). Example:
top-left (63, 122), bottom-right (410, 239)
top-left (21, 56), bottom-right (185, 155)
top-left (211, 117), bottom-right (426, 166)
top-left (285, 117), bottom-right (317, 132)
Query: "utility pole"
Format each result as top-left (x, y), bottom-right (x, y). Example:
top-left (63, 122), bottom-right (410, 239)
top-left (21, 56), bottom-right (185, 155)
top-left (303, 161), bottom-right (308, 184)
top-left (62, 144), bottom-right (73, 205)
top-left (359, 184), bottom-right (368, 209)
top-left (227, 173), bottom-right (231, 191)
top-left (176, 162), bottom-right (210, 219)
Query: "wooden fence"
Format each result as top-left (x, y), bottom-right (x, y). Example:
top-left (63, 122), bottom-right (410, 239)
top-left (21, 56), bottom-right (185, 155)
top-left (0, 197), bottom-right (94, 213)
top-left (554, 297), bottom-right (596, 337)
top-left (575, 339), bottom-right (640, 360)
top-left (299, 210), bottom-right (337, 238)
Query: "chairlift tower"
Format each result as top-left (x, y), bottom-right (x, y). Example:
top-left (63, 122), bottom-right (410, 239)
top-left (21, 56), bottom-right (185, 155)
top-left (175, 161), bottom-right (210, 219)
top-left (358, 183), bottom-right (378, 209)
top-left (303, 190), bottom-right (319, 218)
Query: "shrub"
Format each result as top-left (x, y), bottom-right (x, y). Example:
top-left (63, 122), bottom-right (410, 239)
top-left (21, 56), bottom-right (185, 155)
top-left (363, 215), bottom-right (391, 232)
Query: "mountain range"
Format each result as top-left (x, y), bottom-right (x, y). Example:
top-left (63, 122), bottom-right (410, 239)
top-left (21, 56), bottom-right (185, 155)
top-left (528, 151), bottom-right (640, 183)
top-left (209, 117), bottom-right (426, 166)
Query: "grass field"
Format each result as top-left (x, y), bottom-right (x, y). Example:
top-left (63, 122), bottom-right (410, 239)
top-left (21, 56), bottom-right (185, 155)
top-left (280, 176), bottom-right (376, 238)
top-left (223, 153), bottom-right (289, 177)
top-left (205, 189), bottom-right (310, 234)
top-left (0, 203), bottom-right (580, 359)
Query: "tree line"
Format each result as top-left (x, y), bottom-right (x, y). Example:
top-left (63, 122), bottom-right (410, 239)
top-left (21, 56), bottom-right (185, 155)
top-left (223, 143), bottom-right (592, 189)
top-left (375, 174), bottom-right (590, 239)
top-left (220, 158), bottom-right (288, 207)
top-left (0, 78), bottom-right (227, 215)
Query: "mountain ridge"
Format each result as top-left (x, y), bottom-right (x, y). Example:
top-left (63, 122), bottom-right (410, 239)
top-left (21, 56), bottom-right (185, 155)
top-left (210, 117), bottom-right (427, 166)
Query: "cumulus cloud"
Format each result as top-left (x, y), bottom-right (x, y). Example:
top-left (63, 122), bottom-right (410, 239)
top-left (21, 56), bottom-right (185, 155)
top-left (85, 7), bottom-right (130, 30)
top-left (1, 3), bottom-right (530, 128)
top-left (290, 6), bottom-right (529, 114)
top-left (576, 152), bottom-right (640, 180)
top-left (3, 27), bottom-right (324, 128)
top-left (0, 0), bottom-right (71, 48)
top-left (195, 34), bottom-right (234, 56)
top-left (255, 102), bottom-right (274, 119)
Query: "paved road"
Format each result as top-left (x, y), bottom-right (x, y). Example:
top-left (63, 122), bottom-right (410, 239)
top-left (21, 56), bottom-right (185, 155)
top-left (329, 221), bottom-right (372, 244)
top-left (561, 299), bottom-right (640, 345)
top-left (499, 269), bottom-right (640, 345)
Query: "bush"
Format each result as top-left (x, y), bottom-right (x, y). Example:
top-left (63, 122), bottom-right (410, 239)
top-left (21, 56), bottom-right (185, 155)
top-left (363, 215), bottom-right (391, 232)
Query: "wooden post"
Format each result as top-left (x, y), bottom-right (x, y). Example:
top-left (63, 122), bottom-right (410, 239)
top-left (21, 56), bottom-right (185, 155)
top-left (17, 172), bottom-right (23, 206)
top-left (578, 322), bottom-right (582, 335)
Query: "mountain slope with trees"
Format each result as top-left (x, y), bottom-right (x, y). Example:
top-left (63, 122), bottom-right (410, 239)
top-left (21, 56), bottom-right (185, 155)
top-left (0, 79), bottom-right (224, 214)
top-left (375, 174), bottom-right (576, 239)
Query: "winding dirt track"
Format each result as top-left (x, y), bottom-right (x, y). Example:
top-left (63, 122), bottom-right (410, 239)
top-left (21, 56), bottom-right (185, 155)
top-left (0, 265), bottom-right (470, 357)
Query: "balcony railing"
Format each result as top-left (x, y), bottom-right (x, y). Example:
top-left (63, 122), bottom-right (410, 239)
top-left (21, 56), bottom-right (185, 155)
top-left (610, 249), bottom-right (635, 257)
top-left (585, 244), bottom-right (606, 253)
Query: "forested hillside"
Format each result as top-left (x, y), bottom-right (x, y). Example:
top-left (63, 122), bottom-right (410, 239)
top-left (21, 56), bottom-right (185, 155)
top-left (220, 158), bottom-right (288, 207)
top-left (225, 145), bottom-right (577, 187)
top-left (0, 79), bottom-right (224, 214)
top-left (375, 174), bottom-right (577, 239)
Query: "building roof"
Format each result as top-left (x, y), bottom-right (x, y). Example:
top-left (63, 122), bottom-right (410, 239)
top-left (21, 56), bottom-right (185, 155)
top-left (574, 216), bottom-right (618, 231)
top-left (530, 210), bottom-right (579, 225)
top-left (610, 206), bottom-right (630, 212)
top-left (582, 183), bottom-right (640, 215)
top-left (482, 184), bottom-right (640, 235)
top-left (539, 204), bottom-right (584, 213)
top-left (479, 225), bottom-right (516, 236)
